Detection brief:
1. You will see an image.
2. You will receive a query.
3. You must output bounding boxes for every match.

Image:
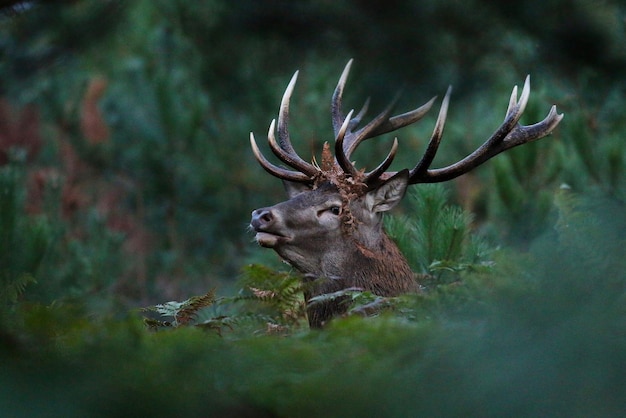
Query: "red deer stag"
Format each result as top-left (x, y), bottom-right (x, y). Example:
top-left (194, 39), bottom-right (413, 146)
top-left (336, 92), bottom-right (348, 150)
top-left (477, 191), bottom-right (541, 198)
top-left (250, 60), bottom-right (563, 327)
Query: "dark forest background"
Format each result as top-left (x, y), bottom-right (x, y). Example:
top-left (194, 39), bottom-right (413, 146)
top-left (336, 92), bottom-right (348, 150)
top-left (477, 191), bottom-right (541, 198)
top-left (1, 1), bottom-right (625, 416)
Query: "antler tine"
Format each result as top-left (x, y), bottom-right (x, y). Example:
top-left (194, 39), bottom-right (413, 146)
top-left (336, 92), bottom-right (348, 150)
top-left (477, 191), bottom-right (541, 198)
top-left (496, 104), bottom-right (563, 147)
top-left (473, 75), bottom-right (533, 152)
top-left (331, 59), bottom-right (396, 161)
top-left (343, 94), bottom-right (399, 159)
top-left (335, 109), bottom-right (358, 177)
top-left (506, 84), bottom-right (519, 118)
top-left (504, 75), bottom-right (530, 124)
top-left (267, 119), bottom-right (319, 176)
top-left (365, 95), bottom-right (437, 140)
top-left (406, 77), bottom-right (563, 184)
top-left (364, 137), bottom-right (399, 184)
top-left (345, 94), bottom-right (437, 160)
top-left (250, 132), bottom-right (312, 183)
top-left (275, 70), bottom-right (319, 172)
top-left (348, 98), bottom-right (370, 131)
top-left (331, 59), bottom-right (354, 136)
top-left (250, 68), bottom-right (320, 181)
top-left (409, 86), bottom-right (452, 180)
top-left (332, 59), bottom-right (437, 163)
top-left (277, 70), bottom-right (299, 154)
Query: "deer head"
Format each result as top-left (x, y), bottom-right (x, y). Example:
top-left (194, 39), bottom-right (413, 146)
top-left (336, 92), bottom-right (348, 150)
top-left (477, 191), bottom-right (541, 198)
top-left (249, 59), bottom-right (563, 327)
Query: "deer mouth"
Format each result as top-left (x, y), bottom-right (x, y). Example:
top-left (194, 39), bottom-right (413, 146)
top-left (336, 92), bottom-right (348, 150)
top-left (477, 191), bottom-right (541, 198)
top-left (254, 231), bottom-right (290, 248)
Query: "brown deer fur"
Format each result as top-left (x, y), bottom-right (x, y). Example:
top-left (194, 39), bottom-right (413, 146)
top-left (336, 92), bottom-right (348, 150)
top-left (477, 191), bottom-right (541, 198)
top-left (252, 172), bottom-right (417, 327)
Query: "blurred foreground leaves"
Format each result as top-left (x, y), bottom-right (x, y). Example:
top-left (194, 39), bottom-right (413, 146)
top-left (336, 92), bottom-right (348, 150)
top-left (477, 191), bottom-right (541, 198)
top-left (2, 188), bottom-right (625, 417)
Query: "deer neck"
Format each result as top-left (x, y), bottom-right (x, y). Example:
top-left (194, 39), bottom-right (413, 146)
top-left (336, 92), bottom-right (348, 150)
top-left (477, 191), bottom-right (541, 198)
top-left (311, 229), bottom-right (415, 296)
top-left (303, 231), bottom-right (416, 328)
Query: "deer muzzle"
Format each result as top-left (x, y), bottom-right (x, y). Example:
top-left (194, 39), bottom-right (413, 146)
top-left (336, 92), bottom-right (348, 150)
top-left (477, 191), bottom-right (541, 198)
top-left (250, 207), bottom-right (289, 248)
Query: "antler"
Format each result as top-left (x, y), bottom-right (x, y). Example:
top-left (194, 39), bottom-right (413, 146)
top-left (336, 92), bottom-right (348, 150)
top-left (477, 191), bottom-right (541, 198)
top-left (250, 70), bottom-right (319, 183)
top-left (401, 75), bottom-right (563, 184)
top-left (331, 59), bottom-right (436, 180)
top-left (250, 60), bottom-right (564, 187)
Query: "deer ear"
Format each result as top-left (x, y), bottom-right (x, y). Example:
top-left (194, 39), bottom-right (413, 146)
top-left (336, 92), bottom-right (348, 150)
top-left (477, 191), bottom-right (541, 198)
top-left (365, 170), bottom-right (409, 213)
top-left (282, 180), bottom-right (312, 198)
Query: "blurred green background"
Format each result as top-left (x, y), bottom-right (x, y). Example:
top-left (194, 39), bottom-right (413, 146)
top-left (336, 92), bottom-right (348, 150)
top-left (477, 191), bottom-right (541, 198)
top-left (1, 1), bottom-right (625, 416)
top-left (2, 0), bottom-right (624, 306)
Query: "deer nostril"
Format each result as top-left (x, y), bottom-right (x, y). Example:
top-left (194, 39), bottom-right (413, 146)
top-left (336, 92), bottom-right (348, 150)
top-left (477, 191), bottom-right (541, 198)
top-left (251, 208), bottom-right (274, 230)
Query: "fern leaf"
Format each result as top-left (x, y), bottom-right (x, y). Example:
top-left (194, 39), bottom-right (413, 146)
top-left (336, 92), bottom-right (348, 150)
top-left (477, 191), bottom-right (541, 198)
top-left (142, 288), bottom-right (217, 328)
top-left (175, 289), bottom-right (217, 326)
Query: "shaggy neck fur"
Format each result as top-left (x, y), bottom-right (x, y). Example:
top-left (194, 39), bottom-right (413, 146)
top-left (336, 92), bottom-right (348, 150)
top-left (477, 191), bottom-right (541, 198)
top-left (303, 231), bottom-right (416, 328)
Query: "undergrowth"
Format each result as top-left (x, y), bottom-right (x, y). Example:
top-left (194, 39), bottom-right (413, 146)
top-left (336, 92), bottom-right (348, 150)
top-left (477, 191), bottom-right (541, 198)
top-left (2, 188), bottom-right (625, 417)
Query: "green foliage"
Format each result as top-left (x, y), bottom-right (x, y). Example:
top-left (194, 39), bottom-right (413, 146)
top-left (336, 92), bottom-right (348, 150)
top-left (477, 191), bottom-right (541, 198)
top-left (558, 96), bottom-right (626, 202)
top-left (0, 158), bottom-right (126, 310)
top-left (143, 289), bottom-right (217, 329)
top-left (548, 186), bottom-right (626, 288)
top-left (0, 165), bottom-right (48, 310)
top-left (1, 2), bottom-right (626, 416)
top-left (226, 264), bottom-right (308, 331)
top-left (2, 190), bottom-right (625, 417)
top-left (2, 0), bottom-right (625, 302)
top-left (489, 144), bottom-right (560, 243)
top-left (387, 184), bottom-right (494, 283)
top-left (142, 265), bottom-right (308, 335)
top-left (487, 79), bottom-right (626, 245)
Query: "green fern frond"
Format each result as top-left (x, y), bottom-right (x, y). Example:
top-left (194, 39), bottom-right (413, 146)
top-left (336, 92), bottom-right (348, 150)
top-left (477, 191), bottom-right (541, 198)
top-left (175, 289), bottom-right (217, 326)
top-left (143, 288), bottom-right (218, 328)
top-left (236, 265), bottom-right (307, 325)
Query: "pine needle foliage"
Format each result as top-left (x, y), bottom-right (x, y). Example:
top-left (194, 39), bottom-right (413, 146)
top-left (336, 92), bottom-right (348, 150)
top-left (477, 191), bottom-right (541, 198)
top-left (558, 102), bottom-right (626, 202)
top-left (490, 147), bottom-right (559, 244)
top-left (386, 184), bottom-right (495, 286)
top-left (488, 89), bottom-right (626, 244)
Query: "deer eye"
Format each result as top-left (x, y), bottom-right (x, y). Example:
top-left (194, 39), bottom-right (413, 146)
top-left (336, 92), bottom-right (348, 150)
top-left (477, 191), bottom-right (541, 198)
top-left (329, 206), bottom-right (341, 215)
top-left (317, 205), bottom-right (342, 218)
